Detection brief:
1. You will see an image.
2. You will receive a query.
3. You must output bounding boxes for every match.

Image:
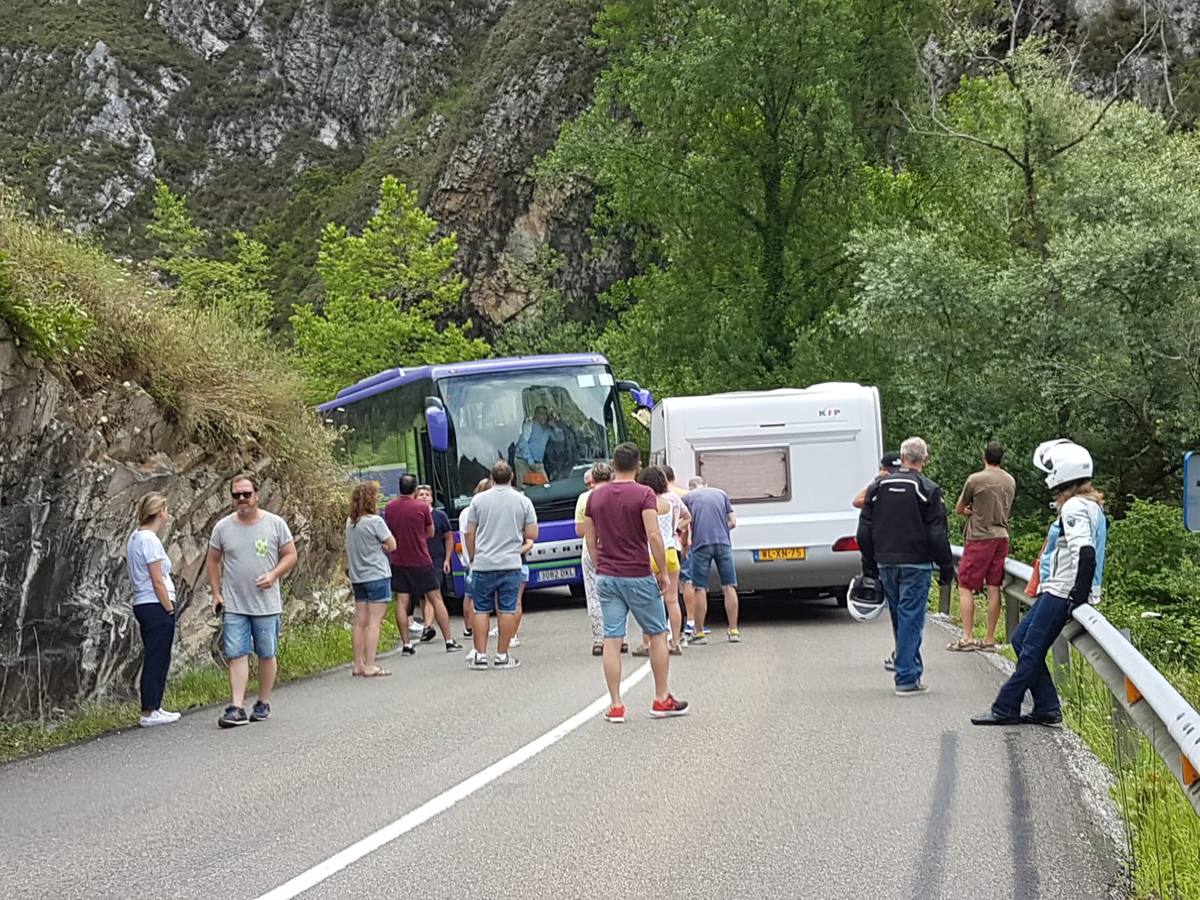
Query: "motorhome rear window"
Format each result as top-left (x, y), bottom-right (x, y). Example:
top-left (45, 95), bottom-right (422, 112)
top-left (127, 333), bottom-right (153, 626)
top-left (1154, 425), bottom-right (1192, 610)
top-left (696, 448), bottom-right (789, 502)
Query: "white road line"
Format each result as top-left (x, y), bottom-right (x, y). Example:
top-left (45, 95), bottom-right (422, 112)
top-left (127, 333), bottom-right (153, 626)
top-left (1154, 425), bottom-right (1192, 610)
top-left (256, 662), bottom-right (654, 900)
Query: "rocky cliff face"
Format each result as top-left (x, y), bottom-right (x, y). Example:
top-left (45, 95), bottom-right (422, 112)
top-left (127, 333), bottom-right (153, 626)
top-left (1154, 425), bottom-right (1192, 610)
top-left (0, 0), bottom-right (619, 323)
top-left (0, 328), bottom-right (340, 718)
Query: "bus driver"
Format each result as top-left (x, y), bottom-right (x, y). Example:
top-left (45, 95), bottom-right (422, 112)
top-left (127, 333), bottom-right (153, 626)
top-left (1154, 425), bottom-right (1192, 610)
top-left (515, 405), bottom-right (563, 485)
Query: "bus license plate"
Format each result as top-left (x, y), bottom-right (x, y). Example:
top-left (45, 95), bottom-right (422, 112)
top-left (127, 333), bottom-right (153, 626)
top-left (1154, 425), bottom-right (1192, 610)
top-left (754, 547), bottom-right (806, 562)
top-left (536, 567), bottom-right (576, 582)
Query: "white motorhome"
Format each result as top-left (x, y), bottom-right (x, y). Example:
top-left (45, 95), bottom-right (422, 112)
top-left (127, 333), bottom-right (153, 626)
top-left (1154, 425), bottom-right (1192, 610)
top-left (650, 383), bottom-right (882, 601)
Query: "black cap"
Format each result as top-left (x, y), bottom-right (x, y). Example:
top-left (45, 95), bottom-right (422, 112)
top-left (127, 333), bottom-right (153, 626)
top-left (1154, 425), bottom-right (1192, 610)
top-left (881, 451), bottom-right (902, 472)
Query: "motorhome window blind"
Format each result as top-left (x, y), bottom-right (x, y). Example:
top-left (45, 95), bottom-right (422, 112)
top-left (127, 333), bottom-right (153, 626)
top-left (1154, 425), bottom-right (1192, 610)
top-left (696, 448), bottom-right (789, 502)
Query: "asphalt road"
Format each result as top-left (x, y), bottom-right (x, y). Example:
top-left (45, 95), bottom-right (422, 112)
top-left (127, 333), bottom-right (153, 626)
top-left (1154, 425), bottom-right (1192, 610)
top-left (0, 593), bottom-right (1120, 900)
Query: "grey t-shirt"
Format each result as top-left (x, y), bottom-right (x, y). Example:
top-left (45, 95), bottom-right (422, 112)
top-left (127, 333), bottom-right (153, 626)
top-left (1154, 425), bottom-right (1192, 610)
top-left (345, 514), bottom-right (392, 584)
top-left (466, 485), bottom-right (536, 571)
top-left (209, 511), bottom-right (295, 615)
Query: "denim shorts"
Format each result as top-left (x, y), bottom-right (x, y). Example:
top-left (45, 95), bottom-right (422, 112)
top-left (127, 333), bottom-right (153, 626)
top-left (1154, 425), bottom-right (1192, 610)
top-left (596, 574), bottom-right (668, 639)
top-left (223, 612), bottom-right (281, 660)
top-left (471, 569), bottom-right (521, 615)
top-left (690, 543), bottom-right (737, 588)
top-left (352, 578), bottom-right (391, 602)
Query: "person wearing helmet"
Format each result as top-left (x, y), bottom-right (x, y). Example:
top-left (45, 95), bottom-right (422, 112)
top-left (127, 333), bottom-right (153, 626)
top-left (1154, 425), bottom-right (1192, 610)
top-left (972, 439), bottom-right (1107, 726)
top-left (856, 437), bottom-right (955, 696)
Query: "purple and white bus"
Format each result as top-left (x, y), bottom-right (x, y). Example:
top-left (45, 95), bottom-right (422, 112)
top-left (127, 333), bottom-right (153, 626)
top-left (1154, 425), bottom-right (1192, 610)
top-left (318, 354), bottom-right (653, 597)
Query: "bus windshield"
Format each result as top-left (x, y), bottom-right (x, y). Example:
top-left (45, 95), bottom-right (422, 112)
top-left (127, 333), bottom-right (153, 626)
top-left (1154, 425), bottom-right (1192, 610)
top-left (439, 365), bottom-right (622, 517)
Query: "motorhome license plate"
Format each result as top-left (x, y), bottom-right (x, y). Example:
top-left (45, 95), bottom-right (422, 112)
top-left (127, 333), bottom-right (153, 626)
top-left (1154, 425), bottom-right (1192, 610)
top-left (536, 567), bottom-right (576, 582)
top-left (754, 547), bottom-right (806, 562)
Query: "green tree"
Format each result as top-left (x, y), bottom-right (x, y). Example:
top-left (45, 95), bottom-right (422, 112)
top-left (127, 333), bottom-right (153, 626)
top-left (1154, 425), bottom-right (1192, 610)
top-left (147, 181), bottom-right (274, 331)
top-left (545, 0), bottom-right (931, 393)
top-left (290, 176), bottom-right (489, 404)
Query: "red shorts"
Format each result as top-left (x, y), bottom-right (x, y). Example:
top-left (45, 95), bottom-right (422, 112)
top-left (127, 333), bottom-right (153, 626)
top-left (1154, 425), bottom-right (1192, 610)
top-left (958, 537), bottom-right (1009, 591)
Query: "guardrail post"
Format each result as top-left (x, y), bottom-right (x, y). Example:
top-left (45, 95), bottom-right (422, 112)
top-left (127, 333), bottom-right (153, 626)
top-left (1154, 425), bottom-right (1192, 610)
top-left (1110, 628), bottom-right (1141, 763)
top-left (938, 581), bottom-right (951, 616)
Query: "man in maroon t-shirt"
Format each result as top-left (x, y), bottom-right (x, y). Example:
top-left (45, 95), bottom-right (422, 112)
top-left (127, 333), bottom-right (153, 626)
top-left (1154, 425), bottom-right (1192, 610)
top-left (383, 474), bottom-right (462, 656)
top-left (584, 442), bottom-right (689, 723)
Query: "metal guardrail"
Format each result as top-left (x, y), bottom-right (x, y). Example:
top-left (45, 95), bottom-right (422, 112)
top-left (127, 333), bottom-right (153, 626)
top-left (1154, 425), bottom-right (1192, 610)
top-left (939, 546), bottom-right (1200, 816)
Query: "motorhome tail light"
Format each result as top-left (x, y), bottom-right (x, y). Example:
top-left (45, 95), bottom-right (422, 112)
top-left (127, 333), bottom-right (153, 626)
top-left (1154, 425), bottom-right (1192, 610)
top-left (832, 536), bottom-right (859, 552)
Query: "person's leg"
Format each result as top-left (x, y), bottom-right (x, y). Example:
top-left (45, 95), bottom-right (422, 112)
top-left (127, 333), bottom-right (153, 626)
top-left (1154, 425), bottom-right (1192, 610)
top-left (463, 594), bottom-right (474, 634)
top-left (877, 567), bottom-right (904, 683)
top-left (894, 567), bottom-right (931, 685)
top-left (471, 570), bottom-right (496, 655)
top-left (648, 632), bottom-right (671, 700)
top-left (351, 601), bottom-right (369, 674)
top-left (514, 582), bottom-right (525, 637)
top-left (583, 550), bottom-right (603, 644)
top-left (428, 589), bottom-right (454, 640)
top-left (715, 544), bottom-right (739, 632)
top-left (393, 593), bottom-right (412, 646)
top-left (992, 594), bottom-right (1071, 718)
top-left (228, 656), bottom-right (250, 708)
top-left (984, 585), bottom-right (1002, 644)
top-left (958, 586), bottom-right (977, 642)
top-left (626, 575), bottom-right (674, 703)
top-left (222, 612), bottom-right (253, 708)
top-left (691, 545), bottom-right (713, 633)
top-left (597, 575), bottom-right (631, 706)
top-left (253, 615), bottom-right (281, 703)
top-left (135, 605), bottom-right (167, 714)
top-left (364, 602), bottom-right (389, 671)
top-left (496, 572), bottom-right (521, 655)
top-left (423, 597), bottom-right (434, 626)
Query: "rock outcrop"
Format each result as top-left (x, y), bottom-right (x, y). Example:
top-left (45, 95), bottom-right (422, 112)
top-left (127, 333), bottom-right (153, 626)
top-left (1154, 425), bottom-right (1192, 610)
top-left (0, 328), bottom-right (340, 718)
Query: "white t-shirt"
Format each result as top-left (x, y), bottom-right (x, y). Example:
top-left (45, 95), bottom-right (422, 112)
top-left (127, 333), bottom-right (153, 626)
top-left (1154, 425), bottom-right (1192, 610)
top-left (127, 529), bottom-right (176, 606)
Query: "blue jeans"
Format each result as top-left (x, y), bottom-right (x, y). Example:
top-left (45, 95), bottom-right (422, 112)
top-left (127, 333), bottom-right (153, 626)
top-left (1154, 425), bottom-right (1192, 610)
top-left (596, 575), bottom-right (668, 639)
top-left (689, 543), bottom-right (737, 587)
top-left (992, 592), bottom-right (1072, 718)
top-left (471, 569), bottom-right (521, 614)
top-left (223, 612), bottom-right (281, 660)
top-left (878, 565), bottom-right (931, 687)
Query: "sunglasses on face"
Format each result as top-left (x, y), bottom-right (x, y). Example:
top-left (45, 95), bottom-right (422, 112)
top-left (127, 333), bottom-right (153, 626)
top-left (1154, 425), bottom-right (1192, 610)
top-left (231, 491), bottom-right (254, 500)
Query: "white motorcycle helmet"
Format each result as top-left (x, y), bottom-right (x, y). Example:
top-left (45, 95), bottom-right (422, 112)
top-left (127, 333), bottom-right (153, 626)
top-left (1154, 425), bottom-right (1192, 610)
top-left (1033, 439), bottom-right (1094, 491)
top-left (846, 573), bottom-right (886, 622)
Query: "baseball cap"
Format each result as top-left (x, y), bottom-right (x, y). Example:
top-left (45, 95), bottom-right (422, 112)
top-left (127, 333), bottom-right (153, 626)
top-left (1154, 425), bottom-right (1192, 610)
top-left (880, 450), bottom-right (902, 472)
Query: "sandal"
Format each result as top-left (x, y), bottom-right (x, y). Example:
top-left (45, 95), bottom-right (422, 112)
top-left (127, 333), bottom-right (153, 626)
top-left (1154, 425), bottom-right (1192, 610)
top-left (363, 667), bottom-right (392, 677)
top-left (977, 641), bottom-right (998, 653)
top-left (631, 645), bottom-right (651, 657)
top-left (946, 638), bottom-right (978, 652)
top-left (592, 642), bottom-right (603, 656)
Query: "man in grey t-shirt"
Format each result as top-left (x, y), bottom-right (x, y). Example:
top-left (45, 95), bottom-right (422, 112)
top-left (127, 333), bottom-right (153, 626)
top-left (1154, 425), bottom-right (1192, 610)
top-left (464, 461), bottom-right (537, 669)
top-left (206, 472), bottom-right (297, 728)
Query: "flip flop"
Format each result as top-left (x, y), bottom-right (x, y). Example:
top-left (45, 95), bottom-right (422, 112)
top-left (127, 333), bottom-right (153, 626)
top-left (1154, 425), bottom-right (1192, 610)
top-left (363, 668), bottom-right (392, 677)
top-left (352, 671), bottom-right (364, 677)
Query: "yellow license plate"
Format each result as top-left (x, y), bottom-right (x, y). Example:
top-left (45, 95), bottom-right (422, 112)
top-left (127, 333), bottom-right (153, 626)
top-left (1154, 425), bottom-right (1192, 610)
top-left (754, 547), bottom-right (806, 562)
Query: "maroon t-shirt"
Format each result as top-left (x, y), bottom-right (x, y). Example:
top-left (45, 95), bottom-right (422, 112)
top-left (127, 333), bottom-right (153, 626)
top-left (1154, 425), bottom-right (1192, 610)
top-left (586, 481), bottom-right (657, 578)
top-left (383, 496), bottom-right (433, 567)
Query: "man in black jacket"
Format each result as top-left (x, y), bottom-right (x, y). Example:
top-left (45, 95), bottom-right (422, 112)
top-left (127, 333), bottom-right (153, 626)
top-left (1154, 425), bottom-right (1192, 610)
top-left (857, 437), bottom-right (954, 695)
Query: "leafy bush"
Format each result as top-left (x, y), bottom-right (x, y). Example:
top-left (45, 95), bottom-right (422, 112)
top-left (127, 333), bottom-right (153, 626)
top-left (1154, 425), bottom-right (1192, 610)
top-left (0, 247), bottom-right (92, 359)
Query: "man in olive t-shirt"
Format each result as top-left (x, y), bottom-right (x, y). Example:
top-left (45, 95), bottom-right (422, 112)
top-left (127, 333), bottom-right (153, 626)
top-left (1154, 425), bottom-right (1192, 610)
top-left (951, 442), bottom-right (1016, 651)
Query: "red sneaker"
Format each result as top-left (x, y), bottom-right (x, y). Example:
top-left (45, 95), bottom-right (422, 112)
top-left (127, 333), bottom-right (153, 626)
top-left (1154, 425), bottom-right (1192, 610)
top-left (650, 694), bottom-right (689, 718)
top-left (604, 704), bottom-right (626, 724)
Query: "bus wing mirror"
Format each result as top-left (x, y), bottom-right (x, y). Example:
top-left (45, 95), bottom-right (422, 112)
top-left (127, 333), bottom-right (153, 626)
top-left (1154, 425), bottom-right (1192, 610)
top-left (425, 398), bottom-right (449, 453)
top-left (616, 381), bottom-right (654, 410)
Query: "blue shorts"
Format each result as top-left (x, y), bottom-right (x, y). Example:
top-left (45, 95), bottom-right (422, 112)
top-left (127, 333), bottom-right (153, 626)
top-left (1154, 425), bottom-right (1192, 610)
top-left (690, 543), bottom-right (737, 588)
top-left (596, 574), bottom-right (668, 639)
top-left (352, 578), bottom-right (391, 602)
top-left (471, 569), bottom-right (521, 615)
top-left (223, 612), bottom-right (281, 660)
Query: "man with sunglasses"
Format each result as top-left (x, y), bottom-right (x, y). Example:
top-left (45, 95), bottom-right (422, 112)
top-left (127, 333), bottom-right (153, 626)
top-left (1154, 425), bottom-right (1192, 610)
top-left (206, 472), bottom-right (297, 728)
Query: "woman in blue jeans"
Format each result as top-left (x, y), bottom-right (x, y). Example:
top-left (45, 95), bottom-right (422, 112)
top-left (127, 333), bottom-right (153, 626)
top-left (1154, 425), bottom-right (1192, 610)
top-left (973, 440), bottom-right (1107, 726)
top-left (126, 493), bottom-right (181, 728)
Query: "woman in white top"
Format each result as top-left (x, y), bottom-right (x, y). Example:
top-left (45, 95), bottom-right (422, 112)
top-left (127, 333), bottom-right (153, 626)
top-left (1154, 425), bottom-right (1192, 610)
top-left (126, 492), bottom-right (181, 727)
top-left (346, 481), bottom-right (397, 677)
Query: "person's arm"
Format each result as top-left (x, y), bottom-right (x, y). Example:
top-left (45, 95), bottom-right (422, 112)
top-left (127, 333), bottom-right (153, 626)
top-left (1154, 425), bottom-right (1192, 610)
top-left (852, 485), bottom-right (869, 510)
top-left (205, 546), bottom-right (223, 613)
top-left (1062, 500), bottom-right (1097, 606)
top-left (523, 497), bottom-right (539, 543)
top-left (257, 540), bottom-right (297, 589)
top-left (856, 483), bottom-right (877, 576)
top-left (465, 521), bottom-right (478, 560)
top-left (583, 516), bottom-right (598, 562)
top-left (922, 486), bottom-right (954, 582)
top-left (147, 560), bottom-right (174, 613)
top-left (955, 476), bottom-right (974, 517)
top-left (383, 535), bottom-right (397, 553)
top-left (442, 527), bottom-right (454, 573)
top-left (374, 516), bottom-right (396, 553)
top-left (643, 508), bottom-right (669, 590)
top-left (425, 506), bottom-right (434, 539)
top-left (725, 494), bottom-right (736, 530)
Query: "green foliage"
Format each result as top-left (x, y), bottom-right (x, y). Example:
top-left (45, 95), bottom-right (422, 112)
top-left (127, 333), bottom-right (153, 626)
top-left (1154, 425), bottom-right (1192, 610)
top-left (291, 176), bottom-right (489, 404)
top-left (0, 247), bottom-right (92, 359)
top-left (148, 182), bottom-right (274, 331)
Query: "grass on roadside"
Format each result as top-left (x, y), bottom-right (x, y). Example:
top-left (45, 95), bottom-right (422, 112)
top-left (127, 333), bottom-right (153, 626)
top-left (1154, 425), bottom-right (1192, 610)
top-left (0, 608), bottom-right (407, 763)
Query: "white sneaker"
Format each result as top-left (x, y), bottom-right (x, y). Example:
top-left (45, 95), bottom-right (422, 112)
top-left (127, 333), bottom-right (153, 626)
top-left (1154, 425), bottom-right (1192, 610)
top-left (409, 621), bottom-right (425, 635)
top-left (488, 626), bottom-right (498, 637)
top-left (509, 636), bottom-right (522, 648)
top-left (138, 709), bottom-right (177, 728)
top-left (157, 708), bottom-right (181, 722)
